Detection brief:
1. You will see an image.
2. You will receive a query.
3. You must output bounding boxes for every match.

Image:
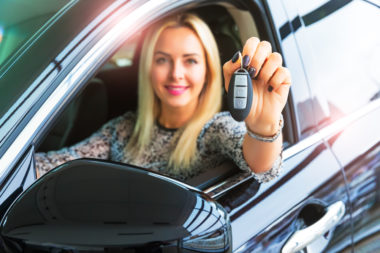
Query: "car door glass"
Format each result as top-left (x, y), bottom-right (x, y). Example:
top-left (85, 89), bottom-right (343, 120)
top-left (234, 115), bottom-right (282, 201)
top-left (293, 0), bottom-right (380, 128)
top-left (0, 0), bottom-right (74, 68)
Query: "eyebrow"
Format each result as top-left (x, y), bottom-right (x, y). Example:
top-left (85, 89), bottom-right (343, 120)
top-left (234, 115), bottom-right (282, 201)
top-left (154, 51), bottom-right (170, 56)
top-left (154, 51), bottom-right (201, 57)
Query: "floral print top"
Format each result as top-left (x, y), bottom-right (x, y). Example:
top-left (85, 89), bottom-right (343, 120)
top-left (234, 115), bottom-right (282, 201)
top-left (35, 111), bottom-right (282, 183)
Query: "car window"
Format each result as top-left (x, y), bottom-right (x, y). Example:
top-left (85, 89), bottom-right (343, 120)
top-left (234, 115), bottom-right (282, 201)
top-left (35, 2), bottom-right (294, 196)
top-left (0, 0), bottom-right (74, 68)
top-left (293, 0), bottom-right (380, 128)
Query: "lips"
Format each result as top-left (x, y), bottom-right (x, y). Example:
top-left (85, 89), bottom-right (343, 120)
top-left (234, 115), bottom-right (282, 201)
top-left (165, 85), bottom-right (188, 95)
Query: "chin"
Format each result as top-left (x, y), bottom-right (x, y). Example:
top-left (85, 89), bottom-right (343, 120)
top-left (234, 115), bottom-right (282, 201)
top-left (164, 99), bottom-right (193, 109)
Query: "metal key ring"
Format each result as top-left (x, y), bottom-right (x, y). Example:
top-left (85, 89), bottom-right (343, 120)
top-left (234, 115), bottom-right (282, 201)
top-left (239, 51), bottom-right (243, 70)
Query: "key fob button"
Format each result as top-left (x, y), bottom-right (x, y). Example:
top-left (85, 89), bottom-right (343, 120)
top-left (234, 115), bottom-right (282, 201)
top-left (234, 98), bottom-right (247, 109)
top-left (234, 86), bottom-right (247, 97)
top-left (234, 75), bottom-right (248, 87)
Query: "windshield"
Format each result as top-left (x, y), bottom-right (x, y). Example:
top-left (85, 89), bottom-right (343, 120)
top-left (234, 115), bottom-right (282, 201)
top-left (0, 0), bottom-right (73, 68)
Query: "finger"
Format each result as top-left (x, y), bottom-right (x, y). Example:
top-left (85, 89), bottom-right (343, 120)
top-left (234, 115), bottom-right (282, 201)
top-left (258, 52), bottom-right (283, 86)
top-left (250, 41), bottom-right (272, 78)
top-left (277, 82), bottom-right (291, 104)
top-left (241, 37), bottom-right (260, 70)
top-left (269, 67), bottom-right (291, 100)
top-left (223, 52), bottom-right (243, 91)
top-left (268, 66), bottom-right (291, 91)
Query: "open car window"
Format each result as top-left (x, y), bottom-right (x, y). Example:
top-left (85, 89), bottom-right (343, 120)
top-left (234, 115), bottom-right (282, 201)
top-left (35, 2), bottom-right (294, 195)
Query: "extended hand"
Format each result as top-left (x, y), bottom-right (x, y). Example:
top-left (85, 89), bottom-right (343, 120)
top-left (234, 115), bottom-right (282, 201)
top-left (223, 37), bottom-right (291, 136)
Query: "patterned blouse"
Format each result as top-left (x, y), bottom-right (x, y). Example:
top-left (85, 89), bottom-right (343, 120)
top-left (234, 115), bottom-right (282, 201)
top-left (35, 111), bottom-right (282, 183)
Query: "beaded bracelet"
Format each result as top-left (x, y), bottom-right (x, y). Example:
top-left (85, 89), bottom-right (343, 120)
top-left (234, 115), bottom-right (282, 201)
top-left (246, 114), bottom-right (284, 143)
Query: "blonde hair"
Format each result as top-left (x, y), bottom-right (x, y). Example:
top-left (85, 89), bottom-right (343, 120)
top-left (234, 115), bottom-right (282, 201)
top-left (127, 13), bottom-right (222, 173)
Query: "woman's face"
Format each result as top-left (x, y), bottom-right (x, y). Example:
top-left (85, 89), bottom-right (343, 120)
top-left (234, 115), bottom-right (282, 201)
top-left (151, 26), bottom-right (207, 112)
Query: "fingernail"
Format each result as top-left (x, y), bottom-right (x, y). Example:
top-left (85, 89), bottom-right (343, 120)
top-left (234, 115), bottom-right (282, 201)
top-left (248, 67), bottom-right (256, 78)
top-left (268, 85), bottom-right (273, 92)
top-left (243, 55), bottom-right (250, 68)
top-left (231, 51), bottom-right (240, 63)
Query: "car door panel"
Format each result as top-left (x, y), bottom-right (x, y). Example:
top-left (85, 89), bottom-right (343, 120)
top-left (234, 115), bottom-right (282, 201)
top-left (326, 104), bottom-right (380, 251)
top-left (221, 139), bottom-right (351, 252)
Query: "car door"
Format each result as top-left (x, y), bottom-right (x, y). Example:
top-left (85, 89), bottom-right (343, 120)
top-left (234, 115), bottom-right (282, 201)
top-left (279, 0), bottom-right (380, 251)
top-left (203, 0), bottom-right (353, 251)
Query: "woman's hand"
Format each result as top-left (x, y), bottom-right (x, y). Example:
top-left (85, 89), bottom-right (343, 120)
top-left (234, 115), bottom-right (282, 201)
top-left (223, 37), bottom-right (291, 136)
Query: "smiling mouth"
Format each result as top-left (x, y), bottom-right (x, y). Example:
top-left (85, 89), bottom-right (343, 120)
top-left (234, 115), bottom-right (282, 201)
top-left (165, 85), bottom-right (188, 95)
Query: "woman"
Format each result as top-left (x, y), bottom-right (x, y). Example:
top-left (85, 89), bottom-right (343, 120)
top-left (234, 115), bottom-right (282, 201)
top-left (35, 13), bottom-right (291, 183)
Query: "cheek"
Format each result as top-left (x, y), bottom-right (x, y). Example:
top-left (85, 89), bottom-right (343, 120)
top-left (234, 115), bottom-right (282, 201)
top-left (151, 66), bottom-right (168, 86)
top-left (189, 65), bottom-right (207, 88)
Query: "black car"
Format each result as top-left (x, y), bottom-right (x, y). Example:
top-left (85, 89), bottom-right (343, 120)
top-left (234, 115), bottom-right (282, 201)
top-left (0, 0), bottom-right (379, 252)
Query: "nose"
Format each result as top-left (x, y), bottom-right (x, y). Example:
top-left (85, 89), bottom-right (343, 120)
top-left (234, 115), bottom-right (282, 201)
top-left (171, 60), bottom-right (185, 81)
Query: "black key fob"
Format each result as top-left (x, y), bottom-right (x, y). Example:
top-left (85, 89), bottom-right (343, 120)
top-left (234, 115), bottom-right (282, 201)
top-left (227, 68), bottom-right (253, 121)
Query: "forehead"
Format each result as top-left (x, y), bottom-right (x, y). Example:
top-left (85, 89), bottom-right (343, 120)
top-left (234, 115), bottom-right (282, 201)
top-left (154, 26), bottom-right (204, 54)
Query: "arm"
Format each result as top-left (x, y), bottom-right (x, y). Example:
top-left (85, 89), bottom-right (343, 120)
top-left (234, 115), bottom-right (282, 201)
top-left (242, 130), bottom-right (283, 173)
top-left (223, 37), bottom-right (291, 174)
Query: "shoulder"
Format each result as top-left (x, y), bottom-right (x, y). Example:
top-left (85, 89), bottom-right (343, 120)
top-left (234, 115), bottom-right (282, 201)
top-left (119, 111), bottom-right (137, 123)
top-left (101, 111), bottom-right (137, 132)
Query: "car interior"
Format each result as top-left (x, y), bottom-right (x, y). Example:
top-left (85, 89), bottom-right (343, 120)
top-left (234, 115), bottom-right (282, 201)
top-left (35, 3), bottom-right (292, 194)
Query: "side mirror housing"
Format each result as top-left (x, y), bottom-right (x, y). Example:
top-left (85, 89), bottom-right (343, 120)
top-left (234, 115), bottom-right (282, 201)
top-left (0, 159), bottom-right (232, 252)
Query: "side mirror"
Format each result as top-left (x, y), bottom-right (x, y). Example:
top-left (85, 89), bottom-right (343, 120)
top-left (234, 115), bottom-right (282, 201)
top-left (0, 159), bottom-right (232, 252)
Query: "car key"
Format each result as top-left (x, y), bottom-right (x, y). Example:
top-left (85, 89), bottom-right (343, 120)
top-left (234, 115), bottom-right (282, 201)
top-left (227, 67), bottom-right (253, 121)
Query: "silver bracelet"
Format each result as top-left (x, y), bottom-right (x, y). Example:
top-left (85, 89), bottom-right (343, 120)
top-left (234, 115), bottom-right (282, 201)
top-left (246, 114), bottom-right (284, 143)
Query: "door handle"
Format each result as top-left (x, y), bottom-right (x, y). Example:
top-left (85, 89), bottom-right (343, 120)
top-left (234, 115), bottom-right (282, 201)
top-left (282, 201), bottom-right (346, 253)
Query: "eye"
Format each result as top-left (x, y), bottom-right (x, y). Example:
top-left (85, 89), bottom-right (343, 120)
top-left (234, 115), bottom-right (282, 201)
top-left (155, 57), bottom-right (168, 64)
top-left (186, 58), bottom-right (198, 65)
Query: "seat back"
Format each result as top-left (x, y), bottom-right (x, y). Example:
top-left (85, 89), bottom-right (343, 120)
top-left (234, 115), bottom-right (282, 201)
top-left (39, 78), bottom-right (108, 151)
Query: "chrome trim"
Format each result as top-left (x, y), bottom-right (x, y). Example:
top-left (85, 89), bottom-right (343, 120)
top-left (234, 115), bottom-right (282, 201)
top-left (202, 179), bottom-right (230, 194)
top-left (0, 64), bottom-right (57, 145)
top-left (205, 98), bottom-right (380, 197)
top-left (0, 0), bottom-right (173, 176)
top-left (204, 172), bottom-right (253, 198)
